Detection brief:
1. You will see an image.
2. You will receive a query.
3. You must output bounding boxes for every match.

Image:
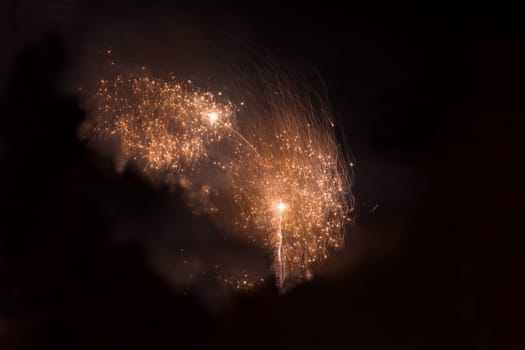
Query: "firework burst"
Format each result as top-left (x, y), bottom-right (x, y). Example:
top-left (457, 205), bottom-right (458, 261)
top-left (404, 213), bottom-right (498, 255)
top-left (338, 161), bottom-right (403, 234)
top-left (81, 68), bottom-right (353, 290)
top-left (80, 74), bottom-right (235, 185)
top-left (226, 75), bottom-right (351, 288)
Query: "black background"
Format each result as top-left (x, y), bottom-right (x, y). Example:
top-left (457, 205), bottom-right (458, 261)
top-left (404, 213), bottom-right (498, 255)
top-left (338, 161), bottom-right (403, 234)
top-left (1, 1), bottom-right (524, 349)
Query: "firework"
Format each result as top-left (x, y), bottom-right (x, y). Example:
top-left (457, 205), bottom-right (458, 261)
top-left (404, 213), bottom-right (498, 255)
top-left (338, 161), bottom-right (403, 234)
top-left (80, 73), bottom-right (235, 185)
top-left (226, 74), bottom-right (351, 288)
top-left (81, 68), bottom-right (353, 290)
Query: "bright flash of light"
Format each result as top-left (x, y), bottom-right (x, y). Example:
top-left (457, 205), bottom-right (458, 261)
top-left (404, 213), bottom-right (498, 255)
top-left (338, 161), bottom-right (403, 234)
top-left (208, 112), bottom-right (218, 122)
top-left (81, 68), bottom-right (353, 291)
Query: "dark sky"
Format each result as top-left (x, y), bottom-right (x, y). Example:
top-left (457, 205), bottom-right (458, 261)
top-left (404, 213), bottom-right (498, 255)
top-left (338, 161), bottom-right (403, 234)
top-left (1, 1), bottom-right (524, 349)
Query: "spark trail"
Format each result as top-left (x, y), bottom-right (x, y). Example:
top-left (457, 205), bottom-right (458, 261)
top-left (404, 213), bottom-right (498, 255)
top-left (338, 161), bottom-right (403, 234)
top-left (276, 201), bottom-right (287, 288)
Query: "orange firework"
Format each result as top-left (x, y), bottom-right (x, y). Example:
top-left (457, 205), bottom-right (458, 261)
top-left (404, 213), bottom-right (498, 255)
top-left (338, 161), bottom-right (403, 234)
top-left (81, 68), bottom-right (353, 290)
top-left (225, 74), bottom-right (351, 288)
top-left (80, 74), bottom-right (235, 185)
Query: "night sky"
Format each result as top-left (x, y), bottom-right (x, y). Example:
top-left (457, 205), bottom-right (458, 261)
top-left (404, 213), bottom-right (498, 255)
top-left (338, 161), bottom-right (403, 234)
top-left (1, 1), bottom-right (524, 349)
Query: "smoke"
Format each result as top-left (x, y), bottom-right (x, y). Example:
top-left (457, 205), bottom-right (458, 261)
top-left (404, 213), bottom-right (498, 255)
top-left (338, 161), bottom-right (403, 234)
top-left (2, 0), bottom-right (354, 308)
